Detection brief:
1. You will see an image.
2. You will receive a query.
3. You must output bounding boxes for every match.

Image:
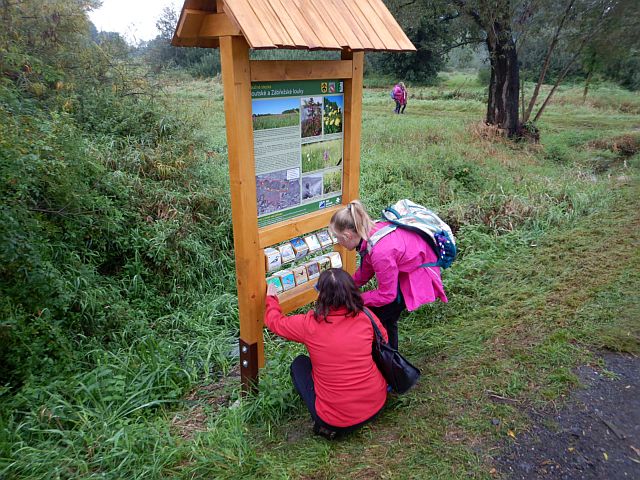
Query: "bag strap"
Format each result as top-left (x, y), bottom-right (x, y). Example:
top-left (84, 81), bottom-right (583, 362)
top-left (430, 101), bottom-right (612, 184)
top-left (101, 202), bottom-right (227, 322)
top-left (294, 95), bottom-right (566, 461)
top-left (384, 206), bottom-right (402, 219)
top-left (362, 307), bottom-right (385, 343)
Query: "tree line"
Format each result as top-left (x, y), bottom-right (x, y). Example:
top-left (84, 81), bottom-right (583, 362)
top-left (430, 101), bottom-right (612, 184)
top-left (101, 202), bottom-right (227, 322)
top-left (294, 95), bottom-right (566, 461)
top-left (139, 1), bottom-right (640, 137)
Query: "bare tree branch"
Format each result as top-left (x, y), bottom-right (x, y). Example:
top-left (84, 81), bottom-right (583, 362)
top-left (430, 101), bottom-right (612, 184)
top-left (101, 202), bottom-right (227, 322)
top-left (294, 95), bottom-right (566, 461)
top-left (522, 0), bottom-right (576, 123)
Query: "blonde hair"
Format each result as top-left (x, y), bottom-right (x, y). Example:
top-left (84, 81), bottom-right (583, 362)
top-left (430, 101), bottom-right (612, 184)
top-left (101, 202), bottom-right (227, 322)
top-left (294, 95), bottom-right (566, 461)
top-left (329, 200), bottom-right (375, 241)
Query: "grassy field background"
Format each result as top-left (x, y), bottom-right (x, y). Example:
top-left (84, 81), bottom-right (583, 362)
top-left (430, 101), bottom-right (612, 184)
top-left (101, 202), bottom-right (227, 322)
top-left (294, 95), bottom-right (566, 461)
top-left (301, 139), bottom-right (343, 173)
top-left (2, 73), bottom-right (638, 479)
top-left (252, 112), bottom-right (299, 131)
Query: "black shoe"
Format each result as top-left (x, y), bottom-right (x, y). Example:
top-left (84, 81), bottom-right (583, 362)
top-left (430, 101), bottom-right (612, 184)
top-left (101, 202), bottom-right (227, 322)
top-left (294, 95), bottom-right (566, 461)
top-left (313, 422), bottom-right (337, 440)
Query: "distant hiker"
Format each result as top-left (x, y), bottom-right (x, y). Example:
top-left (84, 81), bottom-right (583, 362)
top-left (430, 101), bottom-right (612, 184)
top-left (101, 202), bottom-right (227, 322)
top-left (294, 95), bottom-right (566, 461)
top-left (330, 200), bottom-right (448, 350)
top-left (399, 82), bottom-right (408, 114)
top-left (392, 82), bottom-right (405, 114)
top-left (264, 268), bottom-right (388, 440)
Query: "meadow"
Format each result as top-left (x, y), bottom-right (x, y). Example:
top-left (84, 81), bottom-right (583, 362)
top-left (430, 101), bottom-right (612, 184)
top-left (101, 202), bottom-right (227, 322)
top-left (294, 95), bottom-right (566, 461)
top-left (252, 111), bottom-right (299, 131)
top-left (323, 169), bottom-right (342, 194)
top-left (301, 139), bottom-right (343, 173)
top-left (1, 72), bottom-right (638, 479)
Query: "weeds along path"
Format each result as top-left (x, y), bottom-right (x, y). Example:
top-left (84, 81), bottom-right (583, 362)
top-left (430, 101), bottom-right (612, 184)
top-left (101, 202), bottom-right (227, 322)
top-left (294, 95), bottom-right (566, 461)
top-left (250, 179), bottom-right (639, 479)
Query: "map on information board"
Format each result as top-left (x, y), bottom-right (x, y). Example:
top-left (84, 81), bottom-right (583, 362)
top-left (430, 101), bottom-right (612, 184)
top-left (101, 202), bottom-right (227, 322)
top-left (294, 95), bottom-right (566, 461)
top-left (251, 80), bottom-right (344, 227)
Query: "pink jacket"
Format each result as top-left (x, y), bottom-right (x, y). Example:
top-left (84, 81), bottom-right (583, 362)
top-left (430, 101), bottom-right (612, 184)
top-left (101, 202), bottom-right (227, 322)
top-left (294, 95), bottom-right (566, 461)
top-left (353, 222), bottom-right (448, 311)
top-left (393, 84), bottom-right (405, 103)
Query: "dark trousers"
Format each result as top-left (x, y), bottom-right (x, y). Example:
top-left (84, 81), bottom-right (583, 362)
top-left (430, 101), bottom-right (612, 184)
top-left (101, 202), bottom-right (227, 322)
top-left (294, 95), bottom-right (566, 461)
top-left (290, 355), bottom-right (381, 439)
top-left (369, 297), bottom-right (406, 350)
top-left (400, 103), bottom-right (406, 114)
top-left (394, 99), bottom-right (401, 113)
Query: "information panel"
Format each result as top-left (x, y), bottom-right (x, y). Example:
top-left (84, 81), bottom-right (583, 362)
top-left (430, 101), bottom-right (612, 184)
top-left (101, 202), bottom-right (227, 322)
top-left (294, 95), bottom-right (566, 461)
top-left (251, 80), bottom-right (344, 227)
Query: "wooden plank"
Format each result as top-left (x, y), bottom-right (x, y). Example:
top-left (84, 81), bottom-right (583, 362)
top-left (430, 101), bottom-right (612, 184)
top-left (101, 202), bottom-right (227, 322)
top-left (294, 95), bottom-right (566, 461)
top-left (367, 0), bottom-right (416, 51)
top-left (219, 36), bottom-right (266, 376)
top-left (266, 0), bottom-right (307, 47)
top-left (172, 37), bottom-right (219, 48)
top-left (176, 8), bottom-right (206, 39)
top-left (250, 60), bottom-right (353, 82)
top-left (339, 50), bottom-right (364, 274)
top-left (329, 0), bottom-right (374, 50)
top-left (293, 0), bottom-right (341, 49)
top-left (306, 0), bottom-right (348, 48)
top-left (185, 0), bottom-right (216, 12)
top-left (278, 281), bottom-right (319, 314)
top-left (282, 0), bottom-right (322, 49)
top-left (251, 0), bottom-right (294, 47)
top-left (303, 0), bottom-right (343, 48)
top-left (355, 0), bottom-right (401, 51)
top-left (344, 1), bottom-right (386, 50)
top-left (258, 205), bottom-right (342, 249)
top-left (223, 0), bottom-right (275, 48)
top-left (199, 12), bottom-right (242, 38)
top-left (321, 0), bottom-right (363, 49)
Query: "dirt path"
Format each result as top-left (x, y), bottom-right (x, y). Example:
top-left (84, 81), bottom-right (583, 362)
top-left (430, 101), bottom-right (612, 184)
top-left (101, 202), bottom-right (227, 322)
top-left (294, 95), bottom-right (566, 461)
top-left (497, 353), bottom-right (640, 479)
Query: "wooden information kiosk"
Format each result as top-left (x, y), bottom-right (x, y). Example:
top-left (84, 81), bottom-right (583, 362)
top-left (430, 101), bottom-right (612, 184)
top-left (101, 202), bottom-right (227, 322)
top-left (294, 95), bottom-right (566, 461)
top-left (172, 0), bottom-right (415, 392)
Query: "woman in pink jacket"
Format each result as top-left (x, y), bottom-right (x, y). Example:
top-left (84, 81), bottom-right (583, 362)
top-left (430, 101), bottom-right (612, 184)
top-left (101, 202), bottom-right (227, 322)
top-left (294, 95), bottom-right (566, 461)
top-left (392, 82), bottom-right (404, 114)
top-left (264, 268), bottom-right (388, 439)
top-left (329, 200), bottom-right (448, 350)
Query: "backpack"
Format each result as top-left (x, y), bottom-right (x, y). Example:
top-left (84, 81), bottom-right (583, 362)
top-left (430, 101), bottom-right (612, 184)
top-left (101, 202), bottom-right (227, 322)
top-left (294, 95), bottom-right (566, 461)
top-left (390, 89), bottom-right (395, 99)
top-left (366, 199), bottom-right (457, 269)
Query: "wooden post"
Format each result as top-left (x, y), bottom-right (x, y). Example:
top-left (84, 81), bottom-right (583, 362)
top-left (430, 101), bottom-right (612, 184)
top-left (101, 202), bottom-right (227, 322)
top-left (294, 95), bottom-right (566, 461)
top-left (219, 35), bottom-right (264, 393)
top-left (338, 49), bottom-right (364, 275)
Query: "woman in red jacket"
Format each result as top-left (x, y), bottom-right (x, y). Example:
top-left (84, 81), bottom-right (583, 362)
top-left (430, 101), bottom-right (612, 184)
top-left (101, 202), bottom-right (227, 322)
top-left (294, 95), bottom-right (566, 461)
top-left (264, 268), bottom-right (388, 439)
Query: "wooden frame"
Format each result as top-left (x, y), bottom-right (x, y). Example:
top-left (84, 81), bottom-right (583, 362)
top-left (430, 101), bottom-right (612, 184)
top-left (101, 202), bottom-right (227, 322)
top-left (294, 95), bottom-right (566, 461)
top-left (219, 50), bottom-right (364, 392)
top-left (209, 0), bottom-right (366, 392)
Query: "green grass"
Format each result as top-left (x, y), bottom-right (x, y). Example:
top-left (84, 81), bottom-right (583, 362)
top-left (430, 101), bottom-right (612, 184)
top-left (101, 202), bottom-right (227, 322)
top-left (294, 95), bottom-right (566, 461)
top-left (2, 73), bottom-right (639, 479)
top-left (301, 139), bottom-right (343, 173)
top-left (252, 112), bottom-right (299, 131)
top-left (323, 170), bottom-right (342, 194)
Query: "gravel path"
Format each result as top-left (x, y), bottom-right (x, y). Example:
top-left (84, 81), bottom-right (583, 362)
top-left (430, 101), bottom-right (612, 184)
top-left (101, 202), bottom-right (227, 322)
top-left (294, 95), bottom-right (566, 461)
top-left (497, 353), bottom-right (640, 479)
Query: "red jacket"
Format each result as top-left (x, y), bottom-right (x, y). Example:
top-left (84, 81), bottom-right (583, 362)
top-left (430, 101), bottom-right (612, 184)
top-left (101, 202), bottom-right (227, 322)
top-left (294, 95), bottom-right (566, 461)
top-left (264, 295), bottom-right (388, 427)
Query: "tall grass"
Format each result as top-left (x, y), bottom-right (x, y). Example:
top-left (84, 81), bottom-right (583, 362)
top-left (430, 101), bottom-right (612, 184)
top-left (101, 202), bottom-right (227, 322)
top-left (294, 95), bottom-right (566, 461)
top-left (1, 72), bottom-right (638, 479)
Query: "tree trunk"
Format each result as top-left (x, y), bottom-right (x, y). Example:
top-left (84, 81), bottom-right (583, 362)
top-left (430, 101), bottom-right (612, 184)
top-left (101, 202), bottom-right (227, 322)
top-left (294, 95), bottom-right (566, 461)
top-left (582, 69), bottom-right (593, 103)
top-left (522, 0), bottom-right (575, 123)
top-left (486, 23), bottom-right (520, 137)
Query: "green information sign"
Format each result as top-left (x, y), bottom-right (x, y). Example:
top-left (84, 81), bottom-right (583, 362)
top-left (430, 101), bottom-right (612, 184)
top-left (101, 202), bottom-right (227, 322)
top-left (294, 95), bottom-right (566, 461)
top-left (251, 80), bottom-right (345, 227)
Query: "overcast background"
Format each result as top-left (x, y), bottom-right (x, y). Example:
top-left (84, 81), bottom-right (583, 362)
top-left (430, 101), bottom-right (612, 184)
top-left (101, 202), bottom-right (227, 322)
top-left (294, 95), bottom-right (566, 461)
top-left (88, 0), bottom-right (184, 43)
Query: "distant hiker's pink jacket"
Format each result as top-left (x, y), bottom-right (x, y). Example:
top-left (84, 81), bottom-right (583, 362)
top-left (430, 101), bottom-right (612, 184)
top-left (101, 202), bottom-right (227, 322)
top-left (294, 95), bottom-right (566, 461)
top-left (353, 222), bottom-right (448, 310)
top-left (392, 84), bottom-right (404, 103)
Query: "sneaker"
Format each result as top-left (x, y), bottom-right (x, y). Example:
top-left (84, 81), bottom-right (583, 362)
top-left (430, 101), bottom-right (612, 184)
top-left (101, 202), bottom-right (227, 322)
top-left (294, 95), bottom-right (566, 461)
top-left (313, 422), bottom-right (337, 440)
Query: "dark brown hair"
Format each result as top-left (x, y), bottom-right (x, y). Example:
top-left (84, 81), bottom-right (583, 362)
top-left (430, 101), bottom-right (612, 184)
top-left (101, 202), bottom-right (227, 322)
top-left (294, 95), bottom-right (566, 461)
top-left (313, 268), bottom-right (364, 322)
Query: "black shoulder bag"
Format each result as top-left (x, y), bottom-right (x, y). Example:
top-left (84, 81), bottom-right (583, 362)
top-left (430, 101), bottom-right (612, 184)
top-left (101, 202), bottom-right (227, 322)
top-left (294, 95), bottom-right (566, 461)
top-left (363, 308), bottom-right (421, 394)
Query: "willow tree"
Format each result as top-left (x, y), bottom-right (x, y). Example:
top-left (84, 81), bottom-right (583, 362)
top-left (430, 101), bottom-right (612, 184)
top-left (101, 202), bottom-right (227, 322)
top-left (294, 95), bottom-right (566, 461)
top-left (451, 1), bottom-right (522, 136)
top-left (389, 0), bottom-right (522, 136)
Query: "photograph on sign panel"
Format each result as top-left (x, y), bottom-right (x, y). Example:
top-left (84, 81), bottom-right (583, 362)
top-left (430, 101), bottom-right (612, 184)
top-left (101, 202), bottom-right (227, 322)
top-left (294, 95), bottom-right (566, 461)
top-left (300, 96), bottom-right (322, 138)
top-left (301, 174), bottom-right (323, 201)
top-left (301, 139), bottom-right (343, 173)
top-left (252, 98), bottom-right (300, 131)
top-left (256, 168), bottom-right (301, 216)
top-left (323, 169), bottom-right (342, 195)
top-left (323, 95), bottom-right (343, 134)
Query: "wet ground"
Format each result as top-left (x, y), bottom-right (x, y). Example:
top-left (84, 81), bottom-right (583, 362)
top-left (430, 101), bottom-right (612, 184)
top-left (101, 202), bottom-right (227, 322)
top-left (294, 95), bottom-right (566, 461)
top-left (497, 353), bottom-right (640, 479)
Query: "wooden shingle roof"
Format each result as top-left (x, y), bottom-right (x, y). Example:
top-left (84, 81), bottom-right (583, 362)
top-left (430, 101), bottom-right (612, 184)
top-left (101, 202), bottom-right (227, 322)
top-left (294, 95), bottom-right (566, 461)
top-left (172, 0), bottom-right (415, 51)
